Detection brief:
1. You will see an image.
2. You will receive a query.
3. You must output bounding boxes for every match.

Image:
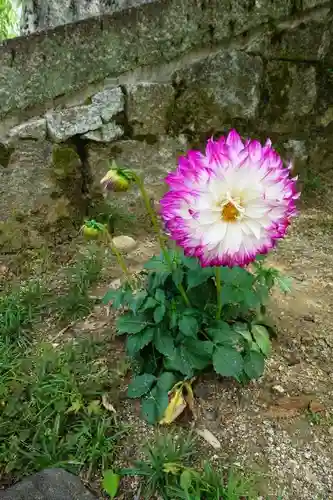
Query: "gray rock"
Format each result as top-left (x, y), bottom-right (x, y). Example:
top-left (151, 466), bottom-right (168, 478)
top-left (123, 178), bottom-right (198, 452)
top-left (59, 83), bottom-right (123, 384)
top-left (83, 122), bottom-right (124, 142)
top-left (288, 66), bottom-right (317, 116)
top-left (91, 87), bottom-right (124, 122)
top-left (112, 235), bottom-right (137, 252)
top-left (46, 106), bottom-right (102, 142)
top-left (0, 468), bottom-right (96, 499)
top-left (170, 50), bottom-right (263, 135)
top-left (126, 83), bottom-right (174, 135)
top-left (8, 118), bottom-right (46, 142)
top-left (303, 0), bottom-right (328, 8)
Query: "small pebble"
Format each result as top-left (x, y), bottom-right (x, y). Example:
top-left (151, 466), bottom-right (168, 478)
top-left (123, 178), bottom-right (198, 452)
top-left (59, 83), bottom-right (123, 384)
top-left (272, 385), bottom-right (285, 394)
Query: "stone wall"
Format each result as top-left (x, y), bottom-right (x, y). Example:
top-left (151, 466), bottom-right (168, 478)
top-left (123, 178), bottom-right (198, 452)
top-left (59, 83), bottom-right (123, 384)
top-left (0, 0), bottom-right (332, 251)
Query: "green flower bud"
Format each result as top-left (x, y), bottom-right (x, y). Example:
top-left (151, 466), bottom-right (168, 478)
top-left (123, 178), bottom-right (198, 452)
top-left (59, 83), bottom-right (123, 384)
top-left (100, 165), bottom-right (131, 193)
top-left (81, 220), bottom-right (106, 240)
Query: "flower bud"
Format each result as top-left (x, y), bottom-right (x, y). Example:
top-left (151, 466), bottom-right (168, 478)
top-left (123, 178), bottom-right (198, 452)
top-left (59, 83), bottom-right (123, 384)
top-left (81, 220), bottom-right (106, 240)
top-left (100, 167), bottom-right (130, 193)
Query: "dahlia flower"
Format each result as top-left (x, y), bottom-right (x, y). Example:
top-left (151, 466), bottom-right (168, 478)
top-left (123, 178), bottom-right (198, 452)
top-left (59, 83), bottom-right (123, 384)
top-left (160, 130), bottom-right (299, 267)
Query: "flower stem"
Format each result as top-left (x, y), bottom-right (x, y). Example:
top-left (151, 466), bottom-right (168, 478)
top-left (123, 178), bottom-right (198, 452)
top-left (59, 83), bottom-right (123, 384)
top-left (134, 174), bottom-right (190, 306)
top-left (105, 231), bottom-right (132, 287)
top-left (215, 267), bottom-right (222, 320)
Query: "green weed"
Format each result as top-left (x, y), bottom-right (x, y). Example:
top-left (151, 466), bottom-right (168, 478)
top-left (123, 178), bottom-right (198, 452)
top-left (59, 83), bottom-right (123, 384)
top-left (121, 432), bottom-right (259, 499)
top-left (0, 338), bottom-right (124, 484)
top-left (0, 280), bottom-right (46, 344)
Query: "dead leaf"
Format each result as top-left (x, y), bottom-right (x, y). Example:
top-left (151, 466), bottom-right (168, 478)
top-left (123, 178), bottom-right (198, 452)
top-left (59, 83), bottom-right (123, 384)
top-left (196, 428), bottom-right (221, 449)
top-left (102, 394), bottom-right (117, 414)
top-left (264, 406), bottom-right (300, 419)
top-left (276, 395), bottom-right (312, 410)
top-left (309, 401), bottom-right (325, 413)
top-left (159, 387), bottom-right (186, 425)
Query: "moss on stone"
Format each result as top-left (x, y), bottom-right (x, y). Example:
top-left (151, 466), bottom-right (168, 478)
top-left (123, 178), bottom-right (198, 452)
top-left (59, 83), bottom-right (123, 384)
top-left (51, 144), bottom-right (82, 180)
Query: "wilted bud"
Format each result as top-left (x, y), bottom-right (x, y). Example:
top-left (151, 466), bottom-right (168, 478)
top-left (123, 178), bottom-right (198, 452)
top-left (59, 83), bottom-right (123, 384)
top-left (100, 162), bottom-right (134, 193)
top-left (81, 220), bottom-right (106, 240)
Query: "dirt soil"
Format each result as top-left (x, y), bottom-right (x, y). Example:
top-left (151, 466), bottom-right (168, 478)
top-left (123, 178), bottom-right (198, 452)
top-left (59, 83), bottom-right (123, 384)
top-left (44, 204), bottom-right (333, 499)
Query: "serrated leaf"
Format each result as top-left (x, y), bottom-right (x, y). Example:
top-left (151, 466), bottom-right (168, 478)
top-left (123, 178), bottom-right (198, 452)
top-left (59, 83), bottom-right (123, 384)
top-left (150, 271), bottom-right (171, 290)
top-left (243, 289), bottom-right (261, 308)
top-left (232, 322), bottom-right (252, 344)
top-left (141, 386), bottom-right (169, 424)
top-left (126, 328), bottom-right (154, 356)
top-left (182, 255), bottom-right (200, 270)
top-left (275, 275), bottom-right (292, 293)
top-left (154, 328), bottom-right (175, 357)
top-left (207, 321), bottom-right (233, 345)
top-left (164, 350), bottom-right (194, 377)
top-left (102, 470), bottom-right (120, 499)
top-left (102, 288), bottom-right (124, 308)
top-left (129, 290), bottom-right (148, 314)
top-left (141, 296), bottom-right (158, 311)
top-left (178, 315), bottom-right (199, 337)
top-left (243, 350), bottom-right (265, 379)
top-left (213, 345), bottom-right (244, 378)
top-left (182, 339), bottom-right (213, 370)
top-left (144, 255), bottom-right (170, 272)
top-left (157, 372), bottom-right (177, 392)
top-left (116, 313), bottom-right (150, 335)
top-left (154, 304), bottom-right (166, 324)
top-left (172, 268), bottom-right (184, 286)
top-left (187, 268), bottom-right (213, 289)
top-left (251, 324), bottom-right (271, 356)
top-left (127, 373), bottom-right (156, 398)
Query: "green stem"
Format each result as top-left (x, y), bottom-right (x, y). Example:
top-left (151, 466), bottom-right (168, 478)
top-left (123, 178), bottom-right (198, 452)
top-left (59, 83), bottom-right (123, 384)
top-left (105, 232), bottom-right (132, 287)
top-left (134, 175), bottom-right (190, 307)
top-left (215, 267), bottom-right (222, 320)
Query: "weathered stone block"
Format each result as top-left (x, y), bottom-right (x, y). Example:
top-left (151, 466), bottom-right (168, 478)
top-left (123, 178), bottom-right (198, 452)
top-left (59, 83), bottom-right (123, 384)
top-left (169, 50), bottom-right (263, 135)
top-left (7, 118), bottom-right (46, 142)
top-left (260, 61), bottom-right (317, 132)
top-left (0, 141), bottom-right (84, 252)
top-left (46, 105), bottom-right (102, 142)
top-left (0, 468), bottom-right (96, 500)
top-left (83, 122), bottom-right (124, 142)
top-left (250, 21), bottom-right (330, 61)
top-left (303, 0), bottom-right (329, 8)
top-left (126, 83), bottom-right (174, 135)
top-left (91, 86), bottom-right (124, 122)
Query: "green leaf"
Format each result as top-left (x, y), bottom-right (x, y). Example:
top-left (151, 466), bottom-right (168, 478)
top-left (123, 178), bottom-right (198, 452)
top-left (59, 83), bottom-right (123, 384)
top-left (155, 288), bottom-right (166, 303)
top-left (182, 255), bottom-right (200, 270)
top-left (126, 328), bottom-right (155, 357)
top-left (157, 372), bottom-right (177, 392)
top-left (141, 386), bottom-right (169, 424)
top-left (213, 345), bottom-right (244, 378)
top-left (150, 272), bottom-right (171, 290)
top-left (207, 321), bottom-right (233, 345)
top-left (164, 350), bottom-right (194, 377)
top-left (144, 255), bottom-right (169, 272)
top-left (102, 470), bottom-right (120, 499)
top-left (180, 469), bottom-right (193, 492)
top-left (187, 268), bottom-right (213, 289)
top-left (220, 267), bottom-right (254, 288)
top-left (129, 290), bottom-right (148, 314)
top-left (141, 297), bottom-right (158, 311)
top-left (116, 313), bottom-right (150, 335)
top-left (233, 323), bottom-right (252, 344)
top-left (172, 268), bottom-right (184, 286)
top-left (154, 328), bottom-right (176, 357)
top-left (275, 275), bottom-right (292, 293)
top-left (127, 373), bottom-right (157, 398)
top-left (182, 339), bottom-right (213, 370)
top-left (102, 288), bottom-right (124, 308)
top-left (178, 315), bottom-right (199, 337)
top-left (243, 350), bottom-right (265, 379)
top-left (242, 289), bottom-right (261, 309)
top-left (154, 304), bottom-right (166, 324)
top-left (251, 324), bottom-right (271, 356)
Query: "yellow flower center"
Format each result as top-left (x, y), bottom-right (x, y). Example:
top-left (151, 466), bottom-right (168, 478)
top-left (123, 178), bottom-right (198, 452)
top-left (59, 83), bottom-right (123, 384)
top-left (222, 201), bottom-right (239, 222)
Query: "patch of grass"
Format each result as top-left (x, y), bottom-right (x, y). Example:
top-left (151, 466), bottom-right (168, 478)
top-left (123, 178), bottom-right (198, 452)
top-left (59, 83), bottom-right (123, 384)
top-left (0, 337), bottom-right (124, 485)
top-left (54, 246), bottom-right (104, 323)
top-left (121, 432), bottom-right (259, 499)
top-left (0, 280), bottom-right (47, 344)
